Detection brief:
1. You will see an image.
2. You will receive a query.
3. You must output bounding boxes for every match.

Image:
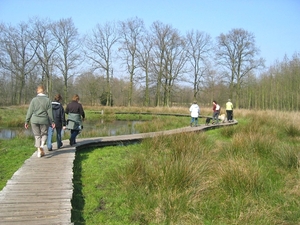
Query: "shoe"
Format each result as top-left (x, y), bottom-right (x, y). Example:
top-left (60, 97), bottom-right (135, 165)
top-left (58, 143), bottom-right (63, 149)
top-left (48, 148), bottom-right (53, 151)
top-left (69, 139), bottom-right (74, 146)
top-left (37, 147), bottom-right (45, 157)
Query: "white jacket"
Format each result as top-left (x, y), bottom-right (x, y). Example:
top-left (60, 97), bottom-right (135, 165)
top-left (189, 104), bottom-right (200, 118)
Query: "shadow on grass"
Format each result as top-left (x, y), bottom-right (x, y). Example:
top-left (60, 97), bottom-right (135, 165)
top-left (71, 149), bottom-right (91, 224)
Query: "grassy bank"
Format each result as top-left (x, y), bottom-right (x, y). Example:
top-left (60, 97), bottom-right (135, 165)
top-left (72, 110), bottom-right (300, 225)
top-left (0, 134), bottom-right (35, 189)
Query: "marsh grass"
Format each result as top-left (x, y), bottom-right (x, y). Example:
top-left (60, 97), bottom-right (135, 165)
top-left (0, 106), bottom-right (27, 127)
top-left (115, 114), bottom-right (153, 121)
top-left (135, 115), bottom-right (188, 133)
top-left (284, 124), bottom-right (300, 137)
top-left (2, 106), bottom-right (300, 224)
top-left (72, 108), bottom-right (300, 225)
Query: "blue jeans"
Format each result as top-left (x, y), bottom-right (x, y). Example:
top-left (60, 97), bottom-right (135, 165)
top-left (213, 111), bottom-right (220, 124)
top-left (190, 117), bottom-right (198, 126)
top-left (47, 127), bottom-right (63, 150)
top-left (70, 129), bottom-right (79, 145)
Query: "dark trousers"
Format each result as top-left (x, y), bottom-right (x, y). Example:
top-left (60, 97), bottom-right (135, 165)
top-left (70, 130), bottom-right (79, 144)
top-left (226, 110), bottom-right (233, 121)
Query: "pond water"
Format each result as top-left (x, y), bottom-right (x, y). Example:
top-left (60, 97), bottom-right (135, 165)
top-left (0, 120), bottom-right (141, 140)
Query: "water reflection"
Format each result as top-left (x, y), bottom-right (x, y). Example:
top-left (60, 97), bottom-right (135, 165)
top-left (0, 129), bottom-right (16, 139)
top-left (0, 120), bottom-right (141, 140)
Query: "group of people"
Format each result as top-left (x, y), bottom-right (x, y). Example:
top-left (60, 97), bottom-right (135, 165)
top-left (25, 85), bottom-right (233, 157)
top-left (25, 85), bottom-right (85, 157)
top-left (189, 99), bottom-right (233, 127)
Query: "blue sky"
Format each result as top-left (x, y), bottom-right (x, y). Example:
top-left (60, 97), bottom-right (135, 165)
top-left (0, 0), bottom-right (299, 67)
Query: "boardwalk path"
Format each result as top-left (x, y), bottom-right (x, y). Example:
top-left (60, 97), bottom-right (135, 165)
top-left (0, 121), bottom-right (237, 224)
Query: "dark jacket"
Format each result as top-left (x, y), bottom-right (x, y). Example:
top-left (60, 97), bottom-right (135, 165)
top-left (52, 101), bottom-right (66, 128)
top-left (65, 100), bottom-right (85, 118)
top-left (65, 101), bottom-right (85, 130)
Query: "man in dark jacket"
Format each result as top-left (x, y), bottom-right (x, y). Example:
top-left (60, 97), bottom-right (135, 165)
top-left (47, 94), bottom-right (66, 151)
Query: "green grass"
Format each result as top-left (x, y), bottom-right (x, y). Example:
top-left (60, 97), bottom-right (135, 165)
top-left (71, 110), bottom-right (300, 225)
top-left (2, 107), bottom-right (300, 224)
top-left (0, 106), bottom-right (27, 127)
top-left (0, 133), bottom-right (35, 189)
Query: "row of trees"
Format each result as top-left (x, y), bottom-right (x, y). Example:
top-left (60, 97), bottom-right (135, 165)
top-left (241, 54), bottom-right (300, 110)
top-left (0, 17), bottom-right (298, 110)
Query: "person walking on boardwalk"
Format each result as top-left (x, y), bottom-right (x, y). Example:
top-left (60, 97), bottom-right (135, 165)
top-left (25, 85), bottom-right (55, 157)
top-left (189, 100), bottom-right (200, 127)
top-left (47, 94), bottom-right (66, 151)
top-left (212, 100), bottom-right (220, 124)
top-left (65, 94), bottom-right (85, 146)
top-left (225, 99), bottom-right (234, 122)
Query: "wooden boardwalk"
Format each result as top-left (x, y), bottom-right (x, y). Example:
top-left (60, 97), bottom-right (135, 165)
top-left (0, 121), bottom-right (237, 224)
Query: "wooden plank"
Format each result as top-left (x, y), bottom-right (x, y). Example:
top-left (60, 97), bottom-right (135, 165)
top-left (0, 202), bottom-right (71, 209)
top-left (0, 143), bottom-right (75, 224)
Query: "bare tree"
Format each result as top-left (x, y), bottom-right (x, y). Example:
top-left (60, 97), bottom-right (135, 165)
top-left (151, 22), bottom-right (184, 106)
top-left (150, 22), bottom-right (187, 106)
top-left (136, 30), bottom-right (153, 106)
top-left (52, 18), bottom-right (82, 103)
top-left (185, 30), bottom-right (212, 100)
top-left (162, 31), bottom-right (187, 106)
top-left (118, 17), bottom-right (145, 106)
top-left (0, 22), bottom-right (38, 104)
top-left (215, 28), bottom-right (264, 108)
top-left (150, 21), bottom-right (167, 106)
top-left (0, 24), bottom-right (9, 105)
top-left (75, 72), bottom-right (105, 105)
top-left (84, 21), bottom-right (119, 106)
top-left (32, 18), bottom-right (59, 97)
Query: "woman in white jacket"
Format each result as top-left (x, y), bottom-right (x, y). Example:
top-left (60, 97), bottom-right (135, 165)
top-left (189, 101), bottom-right (200, 127)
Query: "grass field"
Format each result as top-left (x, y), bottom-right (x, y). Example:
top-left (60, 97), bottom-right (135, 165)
top-left (1, 107), bottom-right (300, 224)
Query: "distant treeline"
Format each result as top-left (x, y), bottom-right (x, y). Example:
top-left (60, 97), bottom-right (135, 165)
top-left (0, 17), bottom-right (299, 110)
